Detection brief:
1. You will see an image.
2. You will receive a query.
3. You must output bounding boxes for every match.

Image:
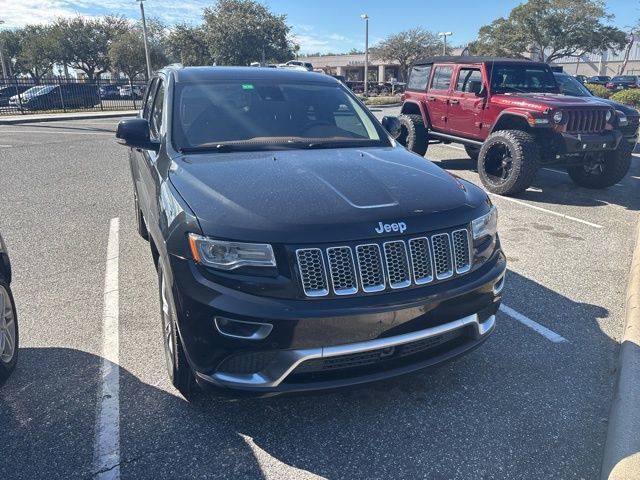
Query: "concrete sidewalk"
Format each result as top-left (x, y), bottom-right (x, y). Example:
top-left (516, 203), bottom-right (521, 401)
top-left (0, 110), bottom-right (136, 125)
top-left (601, 219), bottom-right (640, 479)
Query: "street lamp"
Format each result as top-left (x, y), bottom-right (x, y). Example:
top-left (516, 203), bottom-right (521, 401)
top-left (438, 32), bottom-right (453, 56)
top-left (361, 14), bottom-right (369, 97)
top-left (137, 0), bottom-right (152, 79)
top-left (0, 20), bottom-right (8, 80)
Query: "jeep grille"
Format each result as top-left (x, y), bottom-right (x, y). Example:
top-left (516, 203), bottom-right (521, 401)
top-left (565, 109), bottom-right (607, 133)
top-left (295, 228), bottom-right (472, 297)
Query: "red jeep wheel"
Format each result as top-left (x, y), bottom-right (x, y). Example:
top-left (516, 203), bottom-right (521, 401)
top-left (396, 114), bottom-right (429, 157)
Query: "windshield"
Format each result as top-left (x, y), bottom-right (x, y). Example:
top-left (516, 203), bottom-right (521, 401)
top-left (488, 64), bottom-right (558, 94)
top-left (612, 76), bottom-right (637, 82)
top-left (554, 74), bottom-right (591, 97)
top-left (172, 81), bottom-right (387, 152)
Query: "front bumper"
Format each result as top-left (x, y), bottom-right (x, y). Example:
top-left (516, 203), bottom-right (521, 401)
top-left (557, 130), bottom-right (622, 155)
top-left (168, 248), bottom-right (506, 394)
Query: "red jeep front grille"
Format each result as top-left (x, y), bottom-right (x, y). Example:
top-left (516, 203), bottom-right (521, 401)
top-left (565, 110), bottom-right (607, 133)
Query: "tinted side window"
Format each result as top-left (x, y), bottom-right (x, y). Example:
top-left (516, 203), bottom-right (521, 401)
top-left (455, 68), bottom-right (482, 92)
top-left (143, 78), bottom-right (158, 120)
top-left (407, 65), bottom-right (432, 90)
top-left (431, 66), bottom-right (453, 90)
top-left (149, 80), bottom-right (165, 139)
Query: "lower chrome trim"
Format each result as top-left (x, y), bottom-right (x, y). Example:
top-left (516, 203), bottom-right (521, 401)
top-left (201, 313), bottom-right (495, 389)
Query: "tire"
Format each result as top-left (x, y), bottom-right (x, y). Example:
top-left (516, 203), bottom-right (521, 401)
top-left (157, 257), bottom-right (201, 401)
top-left (464, 145), bottom-right (480, 161)
top-left (567, 141), bottom-right (632, 189)
top-left (396, 114), bottom-right (429, 156)
top-left (134, 191), bottom-right (149, 241)
top-left (477, 130), bottom-right (540, 195)
top-left (0, 280), bottom-right (18, 387)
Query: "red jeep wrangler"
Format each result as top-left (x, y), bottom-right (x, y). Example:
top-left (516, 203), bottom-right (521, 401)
top-left (396, 56), bottom-right (632, 195)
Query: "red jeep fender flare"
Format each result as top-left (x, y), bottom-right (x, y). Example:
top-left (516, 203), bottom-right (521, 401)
top-left (400, 100), bottom-right (432, 129)
top-left (490, 108), bottom-right (539, 134)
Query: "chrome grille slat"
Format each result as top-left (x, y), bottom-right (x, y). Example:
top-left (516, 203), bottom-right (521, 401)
top-left (383, 241), bottom-right (412, 289)
top-left (296, 228), bottom-right (472, 297)
top-left (431, 233), bottom-right (454, 280)
top-left (326, 246), bottom-right (358, 295)
top-left (356, 244), bottom-right (386, 293)
top-left (409, 237), bottom-right (434, 285)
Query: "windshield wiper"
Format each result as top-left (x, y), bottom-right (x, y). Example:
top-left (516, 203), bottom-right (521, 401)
top-left (302, 140), bottom-right (376, 149)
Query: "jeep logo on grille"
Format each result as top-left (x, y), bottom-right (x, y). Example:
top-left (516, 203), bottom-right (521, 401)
top-left (375, 221), bottom-right (407, 234)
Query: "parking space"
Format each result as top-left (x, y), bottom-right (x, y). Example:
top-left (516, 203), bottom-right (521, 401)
top-left (1, 115), bottom-right (638, 479)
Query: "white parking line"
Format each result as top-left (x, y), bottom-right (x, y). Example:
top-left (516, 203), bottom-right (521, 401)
top-left (542, 168), bottom-right (568, 175)
top-left (488, 193), bottom-right (604, 229)
top-left (500, 304), bottom-right (568, 343)
top-left (0, 144), bottom-right (11, 147)
top-left (0, 129), bottom-right (113, 136)
top-left (93, 218), bottom-right (120, 480)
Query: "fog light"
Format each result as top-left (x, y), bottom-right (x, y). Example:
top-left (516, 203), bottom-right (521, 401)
top-left (214, 317), bottom-right (273, 340)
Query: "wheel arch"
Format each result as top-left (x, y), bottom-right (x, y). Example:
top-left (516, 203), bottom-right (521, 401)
top-left (400, 101), bottom-right (430, 127)
top-left (491, 112), bottom-right (532, 134)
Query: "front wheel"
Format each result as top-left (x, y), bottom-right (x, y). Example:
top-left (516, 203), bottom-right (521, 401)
top-left (396, 114), bottom-right (429, 156)
top-left (158, 257), bottom-right (201, 401)
top-left (567, 141), bottom-right (632, 189)
top-left (0, 281), bottom-right (18, 386)
top-left (477, 130), bottom-right (540, 195)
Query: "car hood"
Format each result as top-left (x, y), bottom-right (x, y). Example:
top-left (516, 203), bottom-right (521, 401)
top-left (491, 93), bottom-right (610, 112)
top-left (169, 146), bottom-right (488, 244)
top-left (598, 98), bottom-right (640, 116)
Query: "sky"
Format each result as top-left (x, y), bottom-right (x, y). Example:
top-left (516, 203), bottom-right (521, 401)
top-left (0, 0), bottom-right (638, 54)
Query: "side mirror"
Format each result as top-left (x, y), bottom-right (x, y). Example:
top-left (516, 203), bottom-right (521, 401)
top-left (116, 118), bottom-right (160, 152)
top-left (469, 80), bottom-right (485, 96)
top-left (381, 115), bottom-right (402, 138)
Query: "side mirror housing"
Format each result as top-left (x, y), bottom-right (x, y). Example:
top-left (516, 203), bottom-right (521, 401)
top-left (116, 118), bottom-right (160, 152)
top-left (469, 80), bottom-right (486, 96)
top-left (381, 115), bottom-right (402, 138)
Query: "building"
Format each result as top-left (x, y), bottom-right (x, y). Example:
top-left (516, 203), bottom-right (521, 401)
top-left (303, 54), bottom-right (402, 82)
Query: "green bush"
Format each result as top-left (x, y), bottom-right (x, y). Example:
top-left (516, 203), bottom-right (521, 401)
top-left (585, 83), bottom-right (611, 99)
top-left (362, 96), bottom-right (402, 106)
top-left (609, 89), bottom-right (640, 108)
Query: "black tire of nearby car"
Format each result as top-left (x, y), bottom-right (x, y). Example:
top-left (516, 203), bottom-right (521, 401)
top-left (157, 257), bottom-right (201, 401)
top-left (0, 279), bottom-right (18, 387)
top-left (464, 145), bottom-right (480, 161)
top-left (567, 141), bottom-right (633, 189)
top-left (477, 130), bottom-right (540, 196)
top-left (396, 114), bottom-right (429, 156)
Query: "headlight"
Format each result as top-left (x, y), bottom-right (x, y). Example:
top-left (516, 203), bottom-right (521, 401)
top-left (606, 110), bottom-right (612, 122)
top-left (615, 110), bottom-right (628, 126)
top-left (472, 206), bottom-right (498, 240)
top-left (188, 234), bottom-right (276, 270)
top-left (553, 111), bottom-right (563, 123)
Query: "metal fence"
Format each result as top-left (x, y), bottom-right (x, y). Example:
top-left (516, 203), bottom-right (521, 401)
top-left (0, 76), bottom-right (148, 116)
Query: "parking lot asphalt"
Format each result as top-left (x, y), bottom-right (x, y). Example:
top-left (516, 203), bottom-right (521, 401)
top-left (0, 114), bottom-right (639, 479)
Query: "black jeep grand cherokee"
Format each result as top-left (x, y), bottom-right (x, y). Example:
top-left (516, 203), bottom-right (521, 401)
top-left (116, 66), bottom-right (506, 399)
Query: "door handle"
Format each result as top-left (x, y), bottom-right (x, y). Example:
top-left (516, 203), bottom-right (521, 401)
top-left (449, 99), bottom-right (459, 105)
top-left (426, 96), bottom-right (436, 101)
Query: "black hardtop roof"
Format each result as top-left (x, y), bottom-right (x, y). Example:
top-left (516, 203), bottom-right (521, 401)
top-left (161, 65), bottom-right (338, 84)
top-left (412, 56), bottom-right (544, 67)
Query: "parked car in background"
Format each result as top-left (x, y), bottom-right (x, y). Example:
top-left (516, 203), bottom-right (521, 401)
top-left (574, 75), bottom-right (588, 84)
top-left (285, 60), bottom-right (313, 71)
top-left (115, 65), bottom-right (506, 399)
top-left (99, 84), bottom-right (122, 100)
top-left (9, 84), bottom-right (100, 111)
top-left (118, 85), bottom-right (145, 99)
top-left (0, 232), bottom-right (18, 386)
top-left (554, 72), bottom-right (639, 146)
top-left (0, 85), bottom-right (31, 107)
top-left (330, 74), bottom-right (346, 83)
top-left (606, 75), bottom-right (640, 91)
top-left (586, 75), bottom-right (611, 85)
top-left (397, 56), bottom-right (631, 194)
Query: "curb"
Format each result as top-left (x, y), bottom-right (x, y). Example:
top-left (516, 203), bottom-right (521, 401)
top-left (601, 219), bottom-right (640, 479)
top-left (0, 111), bottom-right (136, 125)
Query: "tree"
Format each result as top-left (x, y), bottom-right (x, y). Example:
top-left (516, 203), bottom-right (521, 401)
top-left (0, 29), bottom-right (21, 77)
top-left (109, 27), bottom-right (168, 81)
top-left (469, 0), bottom-right (627, 62)
top-left (372, 28), bottom-right (442, 81)
top-left (51, 15), bottom-right (128, 80)
top-left (0, 26), bottom-right (57, 82)
top-left (202, 0), bottom-right (295, 65)
top-left (166, 24), bottom-right (212, 66)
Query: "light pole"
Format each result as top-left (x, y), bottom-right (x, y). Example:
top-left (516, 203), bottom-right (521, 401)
top-left (0, 20), bottom-right (8, 80)
top-left (361, 14), bottom-right (369, 97)
top-left (137, 0), bottom-right (152, 79)
top-left (438, 32), bottom-right (452, 55)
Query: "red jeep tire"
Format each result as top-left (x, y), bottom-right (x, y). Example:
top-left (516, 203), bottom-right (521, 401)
top-left (567, 141), bottom-right (632, 189)
top-left (396, 114), bottom-right (429, 157)
top-left (477, 130), bottom-right (540, 195)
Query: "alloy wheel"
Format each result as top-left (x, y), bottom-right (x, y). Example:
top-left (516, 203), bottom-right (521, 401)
top-left (0, 286), bottom-right (16, 364)
top-left (483, 142), bottom-right (514, 184)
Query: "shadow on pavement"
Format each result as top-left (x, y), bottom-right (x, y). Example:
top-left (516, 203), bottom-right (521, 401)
top-left (0, 270), bottom-right (619, 479)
